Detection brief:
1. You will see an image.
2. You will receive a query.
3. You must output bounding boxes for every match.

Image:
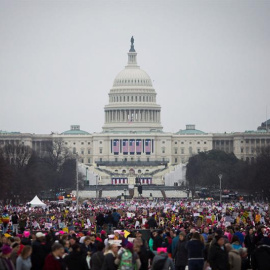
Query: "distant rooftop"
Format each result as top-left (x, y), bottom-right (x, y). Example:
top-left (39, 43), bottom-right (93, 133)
top-left (0, 130), bottom-right (21, 135)
top-left (175, 125), bottom-right (206, 135)
top-left (61, 125), bottom-right (90, 135)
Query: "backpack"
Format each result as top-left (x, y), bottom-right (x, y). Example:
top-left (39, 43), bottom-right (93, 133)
top-left (152, 256), bottom-right (168, 270)
top-left (119, 249), bottom-right (135, 270)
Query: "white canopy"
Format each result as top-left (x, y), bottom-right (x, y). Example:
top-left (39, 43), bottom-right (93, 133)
top-left (29, 195), bottom-right (46, 207)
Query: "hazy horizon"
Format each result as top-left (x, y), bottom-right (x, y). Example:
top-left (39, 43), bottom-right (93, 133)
top-left (1, 0), bottom-right (270, 135)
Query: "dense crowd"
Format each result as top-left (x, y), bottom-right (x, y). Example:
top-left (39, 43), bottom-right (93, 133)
top-left (1, 198), bottom-right (270, 270)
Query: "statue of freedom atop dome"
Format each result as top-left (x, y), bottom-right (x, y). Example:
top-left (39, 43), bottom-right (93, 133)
top-left (129, 36), bottom-right (135, 52)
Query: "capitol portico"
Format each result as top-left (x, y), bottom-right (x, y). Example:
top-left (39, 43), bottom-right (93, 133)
top-left (1, 38), bottom-right (270, 195)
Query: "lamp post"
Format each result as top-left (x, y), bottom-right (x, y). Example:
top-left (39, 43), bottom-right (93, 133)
top-left (86, 167), bottom-right (88, 186)
top-left (124, 189), bottom-right (127, 201)
top-left (218, 174), bottom-right (223, 204)
top-left (96, 175), bottom-right (98, 201)
top-left (76, 157), bottom-right (79, 216)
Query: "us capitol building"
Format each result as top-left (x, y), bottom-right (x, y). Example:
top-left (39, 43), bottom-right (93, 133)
top-left (1, 38), bottom-right (270, 196)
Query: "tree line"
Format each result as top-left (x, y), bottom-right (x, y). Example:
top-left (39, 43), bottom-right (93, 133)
top-left (186, 147), bottom-right (270, 200)
top-left (0, 139), bottom-right (83, 204)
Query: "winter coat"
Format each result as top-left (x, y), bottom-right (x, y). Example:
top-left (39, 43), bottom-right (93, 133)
top-left (208, 243), bottom-right (229, 270)
top-left (31, 240), bottom-right (49, 270)
top-left (251, 244), bottom-right (270, 270)
top-left (147, 217), bottom-right (157, 228)
top-left (173, 239), bottom-right (188, 267)
top-left (64, 251), bottom-right (88, 270)
top-left (186, 239), bottom-right (204, 259)
top-left (244, 233), bottom-right (255, 254)
top-left (0, 257), bottom-right (15, 270)
top-left (153, 235), bottom-right (163, 251)
top-left (91, 251), bottom-right (104, 270)
top-left (43, 253), bottom-right (63, 270)
top-left (102, 251), bottom-right (117, 270)
top-left (151, 253), bottom-right (175, 270)
top-left (228, 249), bottom-right (241, 270)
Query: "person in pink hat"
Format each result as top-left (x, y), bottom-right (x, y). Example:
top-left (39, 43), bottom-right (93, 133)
top-left (0, 245), bottom-right (15, 270)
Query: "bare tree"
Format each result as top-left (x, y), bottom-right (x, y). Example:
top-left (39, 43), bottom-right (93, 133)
top-left (0, 143), bottom-right (32, 171)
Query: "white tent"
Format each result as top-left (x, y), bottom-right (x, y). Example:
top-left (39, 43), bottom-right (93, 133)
top-left (29, 195), bottom-right (46, 208)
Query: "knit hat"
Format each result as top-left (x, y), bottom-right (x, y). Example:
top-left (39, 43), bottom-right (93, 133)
top-left (1, 245), bottom-right (12, 255)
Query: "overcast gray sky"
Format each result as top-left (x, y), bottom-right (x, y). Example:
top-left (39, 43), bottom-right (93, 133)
top-left (1, 0), bottom-right (270, 134)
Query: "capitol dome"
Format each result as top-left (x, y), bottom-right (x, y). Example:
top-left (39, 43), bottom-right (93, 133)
top-left (102, 37), bottom-right (163, 132)
top-left (113, 68), bottom-right (152, 87)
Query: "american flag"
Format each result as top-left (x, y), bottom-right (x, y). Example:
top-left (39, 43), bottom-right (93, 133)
top-left (123, 140), bottom-right (128, 154)
top-left (129, 139), bottom-right (135, 154)
top-left (113, 140), bottom-right (119, 154)
top-left (145, 139), bottom-right (151, 154)
top-left (136, 139), bottom-right (142, 154)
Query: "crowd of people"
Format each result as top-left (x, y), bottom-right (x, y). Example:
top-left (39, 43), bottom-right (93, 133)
top-left (0, 198), bottom-right (270, 270)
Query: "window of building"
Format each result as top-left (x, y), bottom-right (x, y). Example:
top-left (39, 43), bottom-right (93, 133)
top-left (147, 158), bottom-right (149, 162)
top-left (99, 141), bottom-right (102, 144)
top-left (73, 142), bottom-right (76, 145)
top-left (189, 147), bottom-right (192, 154)
top-left (115, 158), bottom-right (118, 162)
top-left (81, 142), bottom-right (84, 145)
top-left (122, 170), bottom-right (126, 173)
top-left (204, 142), bottom-right (207, 144)
top-left (99, 148), bottom-right (102, 154)
top-left (245, 139), bottom-right (249, 143)
top-left (88, 158), bottom-right (91, 163)
top-left (73, 147), bottom-right (76, 154)
top-left (65, 142), bottom-right (68, 145)
top-left (181, 148), bottom-right (184, 154)
top-left (175, 141), bottom-right (177, 144)
top-left (81, 150), bottom-right (84, 154)
top-left (175, 158), bottom-right (178, 163)
top-left (197, 142), bottom-right (200, 144)
top-left (88, 149), bottom-right (91, 154)
top-left (189, 142), bottom-right (192, 144)
top-left (174, 148), bottom-right (177, 154)
top-left (162, 141), bottom-right (165, 144)
top-left (138, 169), bottom-right (141, 173)
top-left (246, 147), bottom-right (249, 154)
top-left (197, 148), bottom-right (200, 153)
top-left (81, 159), bottom-right (84, 163)
top-left (100, 158), bottom-right (102, 162)
top-left (181, 142), bottom-right (184, 144)
top-left (88, 142), bottom-right (90, 145)
top-left (162, 147), bottom-right (165, 154)
top-left (241, 148), bottom-right (244, 153)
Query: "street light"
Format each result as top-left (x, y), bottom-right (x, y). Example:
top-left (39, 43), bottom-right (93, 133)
top-left (76, 157), bottom-right (79, 215)
top-left (86, 167), bottom-right (89, 186)
top-left (218, 174), bottom-right (223, 204)
top-left (96, 175), bottom-right (99, 201)
top-left (124, 189), bottom-right (127, 201)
